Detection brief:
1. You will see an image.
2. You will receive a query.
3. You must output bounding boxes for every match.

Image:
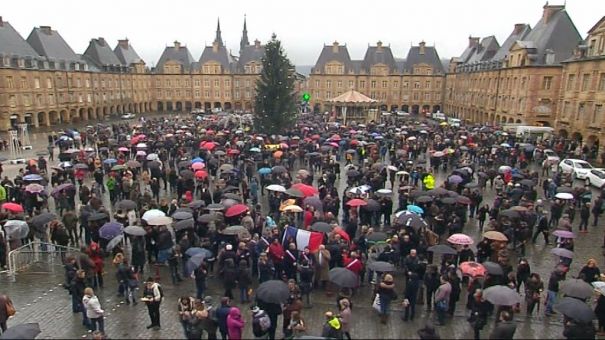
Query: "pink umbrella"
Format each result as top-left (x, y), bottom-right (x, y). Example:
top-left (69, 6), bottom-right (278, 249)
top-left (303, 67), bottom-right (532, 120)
top-left (118, 147), bottom-right (129, 152)
top-left (553, 230), bottom-right (575, 239)
top-left (191, 162), bottom-right (205, 170)
top-left (447, 233), bottom-right (474, 245)
top-left (136, 150), bottom-right (147, 156)
top-left (329, 142), bottom-right (339, 148)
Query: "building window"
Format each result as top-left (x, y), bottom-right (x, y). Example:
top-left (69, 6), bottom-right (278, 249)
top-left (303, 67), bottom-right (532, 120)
top-left (6, 76), bottom-right (14, 89)
top-left (76, 78), bottom-right (81, 88)
top-left (566, 74), bottom-right (575, 91)
top-left (225, 80), bottom-right (231, 87)
top-left (194, 79), bottom-right (201, 87)
top-left (23, 94), bottom-right (31, 106)
top-left (348, 80), bottom-right (354, 88)
top-left (425, 81), bottom-right (431, 89)
top-left (382, 81), bottom-right (388, 88)
top-left (424, 93), bottom-right (430, 101)
top-left (215, 91), bottom-right (220, 97)
top-left (414, 82), bottom-right (420, 89)
top-left (245, 90), bottom-right (250, 98)
top-left (48, 94), bottom-right (55, 104)
top-left (582, 73), bottom-right (591, 91)
top-left (78, 95), bottom-right (83, 103)
top-left (413, 93), bottom-right (419, 100)
top-left (87, 94), bottom-right (92, 102)
top-left (204, 80), bottom-right (210, 87)
top-left (578, 102), bottom-right (585, 120)
top-left (315, 80), bottom-right (320, 88)
top-left (370, 92), bottom-right (376, 99)
top-left (337, 81), bottom-right (342, 88)
top-left (542, 76), bottom-right (553, 90)
top-left (34, 77), bottom-right (40, 89)
top-left (371, 81), bottom-right (376, 88)
top-left (521, 77), bottom-right (526, 89)
top-left (599, 74), bottom-right (605, 92)
top-left (245, 80), bottom-right (250, 87)
top-left (175, 90), bottom-right (180, 97)
top-left (593, 104), bottom-right (602, 123)
top-left (204, 90), bottom-right (210, 97)
top-left (225, 92), bottom-right (230, 99)
top-left (214, 80), bottom-right (219, 87)
top-left (393, 81), bottom-right (399, 88)
top-left (326, 91), bottom-right (331, 99)
top-left (436, 81), bottom-right (441, 89)
top-left (185, 79), bottom-right (190, 87)
top-left (234, 91), bottom-right (240, 99)
top-left (359, 80), bottom-right (365, 88)
top-left (235, 80), bottom-right (240, 88)
top-left (403, 81), bottom-right (409, 89)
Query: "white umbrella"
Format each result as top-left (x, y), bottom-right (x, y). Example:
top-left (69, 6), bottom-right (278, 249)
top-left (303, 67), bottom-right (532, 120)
top-left (555, 192), bottom-right (574, 200)
top-left (266, 184), bottom-right (286, 192)
top-left (142, 209), bottom-right (166, 221)
top-left (136, 143), bottom-right (147, 149)
top-left (147, 216), bottom-right (173, 226)
top-left (146, 153), bottom-right (159, 161)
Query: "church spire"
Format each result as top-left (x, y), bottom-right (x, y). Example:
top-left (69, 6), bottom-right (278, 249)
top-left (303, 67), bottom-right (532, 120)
top-left (240, 15), bottom-right (250, 54)
top-left (214, 18), bottom-right (223, 46)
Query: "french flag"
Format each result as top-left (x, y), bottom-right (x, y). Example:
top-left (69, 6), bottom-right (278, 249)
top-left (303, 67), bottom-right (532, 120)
top-left (283, 226), bottom-right (324, 252)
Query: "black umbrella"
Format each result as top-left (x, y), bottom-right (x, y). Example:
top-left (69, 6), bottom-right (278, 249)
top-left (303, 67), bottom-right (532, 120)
top-left (482, 285), bottom-right (522, 306)
top-left (440, 197), bottom-right (456, 205)
top-left (519, 179), bottom-right (535, 187)
top-left (311, 221), bottom-right (332, 233)
top-left (180, 169), bottom-right (194, 179)
top-left (397, 213), bottom-right (428, 230)
top-left (368, 261), bottom-right (395, 272)
top-left (198, 213), bottom-right (218, 223)
top-left (189, 200), bottom-right (206, 209)
top-left (285, 188), bottom-right (304, 198)
top-left (555, 297), bottom-right (596, 323)
top-left (172, 211), bottom-right (193, 220)
top-left (177, 160), bottom-right (191, 169)
top-left (427, 188), bottom-right (449, 196)
top-left (256, 280), bottom-right (290, 304)
top-left (116, 199), bottom-right (137, 211)
top-left (0, 323), bottom-right (41, 339)
top-left (427, 244), bottom-right (457, 255)
top-left (223, 186), bottom-right (240, 193)
top-left (30, 212), bottom-right (58, 229)
top-left (88, 212), bottom-right (109, 222)
top-left (364, 199), bottom-right (381, 212)
top-left (303, 196), bottom-right (323, 211)
top-left (206, 204), bottom-right (225, 211)
top-left (416, 196), bottom-right (433, 203)
top-left (464, 182), bottom-right (479, 188)
top-left (329, 267), bottom-right (358, 288)
top-left (346, 169), bottom-right (360, 178)
top-left (560, 279), bottom-right (594, 300)
top-left (499, 209), bottom-right (520, 219)
top-left (557, 186), bottom-right (574, 194)
top-left (366, 232), bottom-right (388, 242)
top-left (222, 193), bottom-right (242, 201)
top-left (482, 261), bottom-right (504, 275)
top-left (272, 166), bottom-right (287, 174)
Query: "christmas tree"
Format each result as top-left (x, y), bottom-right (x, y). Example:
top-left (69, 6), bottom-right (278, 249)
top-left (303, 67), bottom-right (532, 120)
top-left (254, 33), bottom-right (296, 134)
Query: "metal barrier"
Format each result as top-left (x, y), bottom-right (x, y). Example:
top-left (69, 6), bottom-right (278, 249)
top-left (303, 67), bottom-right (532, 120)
top-left (7, 240), bottom-right (81, 280)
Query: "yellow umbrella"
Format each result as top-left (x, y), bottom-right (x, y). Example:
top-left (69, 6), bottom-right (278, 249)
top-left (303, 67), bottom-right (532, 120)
top-left (282, 205), bottom-right (303, 213)
top-left (440, 122), bottom-right (448, 126)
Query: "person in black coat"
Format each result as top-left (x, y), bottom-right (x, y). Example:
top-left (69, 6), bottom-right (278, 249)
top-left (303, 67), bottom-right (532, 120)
top-left (215, 297), bottom-right (231, 340)
top-left (403, 272), bottom-right (420, 321)
top-left (563, 319), bottom-right (596, 339)
top-left (488, 310), bottom-right (516, 339)
top-left (468, 289), bottom-right (490, 340)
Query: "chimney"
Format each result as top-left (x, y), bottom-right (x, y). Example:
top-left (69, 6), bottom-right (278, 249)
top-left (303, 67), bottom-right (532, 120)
top-left (254, 39), bottom-right (261, 48)
top-left (377, 41), bottom-right (383, 48)
top-left (332, 41), bottom-right (339, 53)
top-left (97, 37), bottom-right (106, 46)
top-left (419, 41), bottom-right (426, 55)
top-left (118, 39), bottom-right (129, 49)
top-left (542, 3), bottom-right (564, 24)
top-left (468, 36), bottom-right (480, 48)
top-left (174, 41), bottom-right (181, 49)
top-left (513, 24), bottom-right (526, 35)
top-left (40, 26), bottom-right (52, 35)
top-left (0, 16), bottom-right (3, 27)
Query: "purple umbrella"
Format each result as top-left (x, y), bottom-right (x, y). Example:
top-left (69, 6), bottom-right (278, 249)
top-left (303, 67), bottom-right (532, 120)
top-left (553, 230), bottom-right (575, 239)
top-left (99, 221), bottom-right (124, 240)
top-left (448, 175), bottom-right (463, 184)
top-left (551, 247), bottom-right (574, 259)
top-left (51, 183), bottom-right (75, 197)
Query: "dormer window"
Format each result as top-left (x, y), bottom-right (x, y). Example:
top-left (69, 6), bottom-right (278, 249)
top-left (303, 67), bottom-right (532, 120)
top-left (17, 59), bottom-right (24, 68)
top-left (3, 56), bottom-right (10, 67)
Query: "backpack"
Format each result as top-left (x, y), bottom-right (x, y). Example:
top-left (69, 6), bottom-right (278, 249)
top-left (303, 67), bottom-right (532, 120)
top-left (156, 284), bottom-right (165, 300)
top-left (255, 311), bottom-right (271, 333)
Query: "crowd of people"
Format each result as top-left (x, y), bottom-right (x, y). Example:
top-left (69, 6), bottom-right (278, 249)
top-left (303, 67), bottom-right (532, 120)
top-left (1, 111), bottom-right (605, 339)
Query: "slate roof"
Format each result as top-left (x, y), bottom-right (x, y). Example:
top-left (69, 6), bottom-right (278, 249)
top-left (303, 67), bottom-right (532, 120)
top-left (466, 36), bottom-right (500, 64)
top-left (83, 38), bottom-right (122, 68)
top-left (199, 44), bottom-right (234, 71)
top-left (114, 40), bottom-right (143, 66)
top-left (312, 44), bottom-right (353, 74)
top-left (458, 38), bottom-right (480, 64)
top-left (238, 43), bottom-right (265, 70)
top-left (362, 44), bottom-right (397, 72)
top-left (492, 24), bottom-right (531, 61)
top-left (517, 6), bottom-right (582, 64)
top-left (26, 26), bottom-right (80, 62)
top-left (403, 44), bottom-right (445, 74)
top-left (155, 43), bottom-right (195, 72)
top-left (0, 20), bottom-right (40, 58)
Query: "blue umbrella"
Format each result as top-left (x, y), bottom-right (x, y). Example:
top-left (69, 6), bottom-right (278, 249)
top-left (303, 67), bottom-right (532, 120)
top-left (448, 175), bottom-right (463, 184)
top-left (99, 221), bottom-right (124, 240)
top-left (407, 204), bottom-right (424, 214)
top-left (186, 253), bottom-right (209, 275)
top-left (185, 247), bottom-right (213, 258)
top-left (249, 147), bottom-right (261, 153)
top-left (191, 157), bottom-right (204, 164)
top-left (103, 158), bottom-right (117, 164)
top-left (23, 174), bottom-right (43, 181)
top-left (258, 167), bottom-right (272, 175)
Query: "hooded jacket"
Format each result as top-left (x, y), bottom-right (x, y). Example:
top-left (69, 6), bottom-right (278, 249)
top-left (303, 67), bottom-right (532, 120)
top-left (226, 307), bottom-right (245, 340)
top-left (82, 294), bottom-right (104, 319)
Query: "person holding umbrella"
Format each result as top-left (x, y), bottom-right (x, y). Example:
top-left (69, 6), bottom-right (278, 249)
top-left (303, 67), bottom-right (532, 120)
top-left (375, 273), bottom-right (396, 324)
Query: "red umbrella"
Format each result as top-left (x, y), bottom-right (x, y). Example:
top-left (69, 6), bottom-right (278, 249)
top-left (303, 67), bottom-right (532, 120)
top-left (330, 134), bottom-right (342, 141)
top-left (225, 204), bottom-right (249, 217)
top-left (346, 198), bottom-right (367, 207)
top-left (200, 141), bottom-right (217, 150)
top-left (459, 261), bottom-right (487, 277)
top-left (291, 183), bottom-right (318, 197)
top-left (195, 170), bottom-right (208, 179)
top-left (349, 139), bottom-right (359, 146)
top-left (2, 202), bottom-right (24, 213)
top-left (227, 149), bottom-right (240, 155)
top-left (329, 142), bottom-right (339, 148)
top-left (332, 226), bottom-right (350, 242)
top-left (311, 134), bottom-right (321, 140)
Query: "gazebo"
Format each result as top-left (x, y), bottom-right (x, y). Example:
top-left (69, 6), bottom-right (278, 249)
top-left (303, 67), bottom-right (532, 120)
top-left (326, 90), bottom-right (379, 125)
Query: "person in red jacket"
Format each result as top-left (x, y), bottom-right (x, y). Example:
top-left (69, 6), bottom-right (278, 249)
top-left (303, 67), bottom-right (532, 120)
top-left (87, 242), bottom-right (105, 289)
top-left (268, 239), bottom-right (285, 279)
top-left (303, 207), bottom-right (314, 230)
top-left (343, 251), bottom-right (363, 286)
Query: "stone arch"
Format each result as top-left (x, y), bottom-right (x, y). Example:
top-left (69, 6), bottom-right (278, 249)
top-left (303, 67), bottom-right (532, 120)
top-left (110, 106), bottom-right (115, 115)
top-left (379, 104), bottom-right (388, 111)
top-left (422, 105), bottom-right (430, 114)
top-left (37, 112), bottom-right (49, 127)
top-left (558, 129), bottom-right (569, 139)
top-left (116, 105), bottom-right (122, 114)
top-left (59, 110), bottom-right (69, 123)
top-left (243, 102), bottom-right (252, 112)
top-left (79, 108), bottom-right (87, 121)
top-left (175, 101), bottom-right (183, 111)
top-left (411, 105), bottom-right (419, 114)
top-left (166, 102), bottom-right (174, 111)
top-left (401, 105), bottom-right (409, 113)
top-left (128, 103), bottom-right (133, 112)
top-left (515, 119), bottom-right (522, 124)
top-left (185, 101), bottom-right (192, 112)
top-left (87, 108), bottom-right (94, 120)
top-left (195, 102), bottom-right (202, 109)
top-left (224, 102), bottom-right (232, 111)
top-left (571, 132), bottom-right (583, 142)
top-left (157, 101), bottom-right (164, 112)
top-left (204, 102), bottom-right (212, 111)
top-left (587, 135), bottom-right (599, 146)
top-left (213, 102), bottom-right (222, 110)
top-left (507, 117), bottom-right (514, 123)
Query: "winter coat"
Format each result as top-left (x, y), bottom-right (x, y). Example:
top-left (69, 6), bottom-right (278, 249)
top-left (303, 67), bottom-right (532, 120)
top-left (226, 307), bottom-right (245, 340)
top-left (82, 295), bottom-right (104, 319)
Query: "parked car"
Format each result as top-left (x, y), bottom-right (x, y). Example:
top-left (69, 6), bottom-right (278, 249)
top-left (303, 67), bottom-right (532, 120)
top-left (121, 112), bottom-right (135, 120)
top-left (585, 168), bottom-right (605, 188)
top-left (543, 149), bottom-right (560, 165)
top-left (558, 158), bottom-right (593, 179)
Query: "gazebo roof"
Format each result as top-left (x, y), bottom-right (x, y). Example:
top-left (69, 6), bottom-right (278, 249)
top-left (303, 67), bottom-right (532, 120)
top-left (327, 89), bottom-right (378, 104)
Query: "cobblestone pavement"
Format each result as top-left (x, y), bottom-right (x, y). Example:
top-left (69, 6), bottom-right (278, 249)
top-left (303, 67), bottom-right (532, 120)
top-left (0, 116), bottom-right (603, 339)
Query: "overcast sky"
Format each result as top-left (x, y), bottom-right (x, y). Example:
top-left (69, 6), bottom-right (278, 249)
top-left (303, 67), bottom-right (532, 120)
top-left (2, 0), bottom-right (604, 66)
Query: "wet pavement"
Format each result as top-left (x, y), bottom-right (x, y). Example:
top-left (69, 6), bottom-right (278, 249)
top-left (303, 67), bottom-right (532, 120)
top-left (0, 116), bottom-right (604, 339)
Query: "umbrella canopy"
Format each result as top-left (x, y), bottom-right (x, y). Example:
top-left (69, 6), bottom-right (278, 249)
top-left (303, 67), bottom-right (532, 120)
top-left (189, 200), bottom-right (206, 209)
top-left (366, 232), bottom-right (388, 242)
top-left (106, 235), bottom-right (123, 252)
top-left (172, 211), bottom-right (193, 220)
top-left (482, 261), bottom-right (504, 276)
top-left (224, 204), bottom-right (249, 217)
top-left (146, 216), bottom-right (173, 226)
top-left (258, 167), bottom-right (272, 175)
top-left (282, 205), bottom-right (303, 213)
top-left (427, 244), bottom-right (457, 255)
top-left (185, 247), bottom-right (213, 258)
top-left (221, 225), bottom-right (247, 236)
top-left (2, 202), bottom-right (24, 213)
top-left (3, 220), bottom-right (29, 239)
top-left (0, 323), bottom-right (41, 339)
top-left (311, 221), bottom-right (332, 233)
top-left (459, 261), bottom-right (487, 277)
top-left (555, 192), bottom-right (574, 200)
top-left (23, 174), bottom-right (43, 181)
top-left (142, 209), bottom-right (166, 221)
top-left (483, 231), bottom-right (508, 242)
top-left (285, 188), bottom-right (304, 198)
top-left (551, 247), bottom-right (574, 259)
top-left (303, 196), bottom-right (323, 210)
top-left (198, 213), bottom-right (219, 223)
top-left (560, 278), bottom-right (594, 300)
top-left (31, 212), bottom-right (57, 226)
top-left (116, 199), bottom-right (137, 211)
top-left (88, 212), bottom-right (109, 222)
top-left (291, 183), bottom-right (319, 197)
top-left (448, 175), bottom-right (463, 184)
top-left (554, 297), bottom-right (596, 323)
top-left (174, 219), bottom-right (195, 231)
top-left (367, 261), bottom-right (395, 272)
top-left (25, 183), bottom-right (45, 194)
top-left (256, 280), bottom-right (290, 304)
top-left (272, 165), bottom-right (287, 174)
top-left (553, 230), bottom-right (575, 239)
top-left (186, 253), bottom-right (210, 275)
top-left (329, 267), bottom-right (358, 288)
top-left (126, 160), bottom-right (141, 168)
top-left (346, 198), bottom-right (367, 207)
top-left (447, 233), bottom-right (474, 245)
top-left (397, 212), bottom-right (429, 230)
top-left (482, 285), bottom-right (521, 306)
top-left (592, 281), bottom-right (605, 296)
top-left (51, 183), bottom-right (75, 197)
top-left (266, 184), bottom-right (286, 193)
top-left (406, 204), bottom-right (423, 214)
top-left (124, 225), bottom-right (146, 236)
top-left (206, 204), bottom-right (225, 211)
top-left (415, 196), bottom-right (433, 203)
top-left (99, 221), bottom-right (124, 240)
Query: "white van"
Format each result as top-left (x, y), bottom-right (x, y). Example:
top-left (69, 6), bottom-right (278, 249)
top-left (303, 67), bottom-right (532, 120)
top-left (432, 112), bottom-right (446, 121)
top-left (448, 118), bottom-right (461, 127)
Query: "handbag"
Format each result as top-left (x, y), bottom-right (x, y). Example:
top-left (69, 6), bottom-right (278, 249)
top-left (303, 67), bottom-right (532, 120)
top-left (128, 279), bottom-right (139, 288)
top-left (436, 299), bottom-right (448, 312)
top-left (6, 300), bottom-right (16, 317)
top-left (372, 294), bottom-right (381, 312)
